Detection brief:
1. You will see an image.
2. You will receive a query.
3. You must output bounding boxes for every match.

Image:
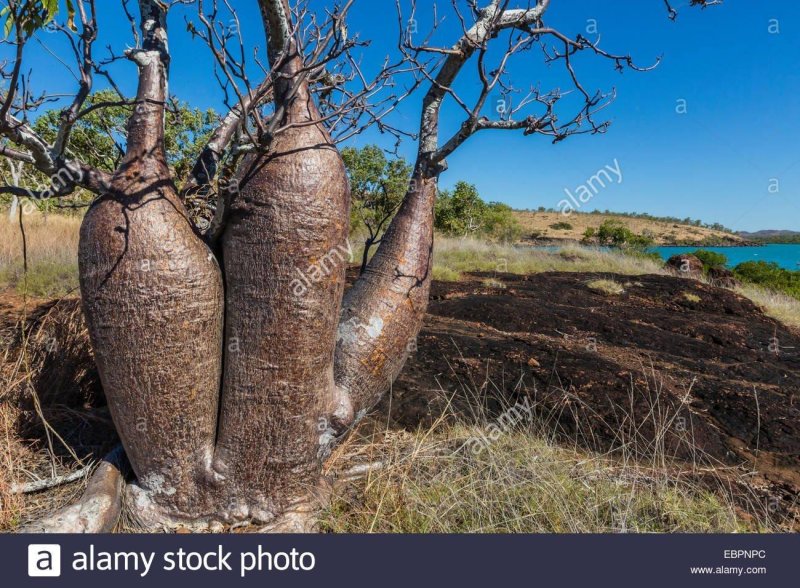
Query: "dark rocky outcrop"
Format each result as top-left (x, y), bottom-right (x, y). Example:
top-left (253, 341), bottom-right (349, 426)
top-left (665, 253), bottom-right (704, 277)
top-left (708, 266), bottom-right (740, 288)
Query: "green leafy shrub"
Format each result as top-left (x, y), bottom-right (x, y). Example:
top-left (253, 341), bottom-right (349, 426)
top-left (435, 182), bottom-right (486, 235)
top-left (481, 202), bottom-right (523, 243)
top-left (733, 261), bottom-right (800, 300)
top-left (691, 250), bottom-right (728, 272)
top-left (435, 182), bottom-right (521, 243)
top-left (549, 221), bottom-right (573, 231)
top-left (342, 145), bottom-right (412, 270)
top-left (593, 220), bottom-right (654, 251)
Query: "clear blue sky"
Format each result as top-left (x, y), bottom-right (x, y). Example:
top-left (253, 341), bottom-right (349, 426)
top-left (8, 0), bottom-right (800, 231)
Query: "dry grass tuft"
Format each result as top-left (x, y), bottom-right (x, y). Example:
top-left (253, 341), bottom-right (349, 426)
top-left (736, 283), bottom-right (800, 329)
top-left (586, 278), bottom-right (625, 296)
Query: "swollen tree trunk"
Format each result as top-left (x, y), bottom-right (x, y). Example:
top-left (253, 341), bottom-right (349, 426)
top-left (78, 1), bottom-right (224, 520)
top-left (332, 39), bottom-right (451, 429)
top-left (16, 0), bottom-right (691, 533)
top-left (330, 6), bottom-right (504, 421)
top-left (212, 0), bottom-right (350, 526)
top-left (335, 166), bottom-right (437, 417)
top-left (73, 0), bottom-right (426, 531)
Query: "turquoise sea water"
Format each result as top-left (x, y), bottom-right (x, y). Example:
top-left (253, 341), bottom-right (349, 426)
top-left (651, 244), bottom-right (800, 271)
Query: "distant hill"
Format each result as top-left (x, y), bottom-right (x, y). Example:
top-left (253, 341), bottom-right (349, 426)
top-left (513, 210), bottom-right (748, 247)
top-left (738, 230), bottom-right (800, 243)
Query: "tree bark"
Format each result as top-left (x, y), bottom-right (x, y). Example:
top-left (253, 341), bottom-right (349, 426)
top-left (211, 0), bottom-right (350, 525)
top-left (78, 0), bottom-right (224, 520)
top-left (334, 166), bottom-right (436, 427)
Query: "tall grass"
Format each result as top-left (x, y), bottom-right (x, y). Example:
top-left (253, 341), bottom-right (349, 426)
top-left (0, 212), bottom-right (81, 297)
top-left (322, 368), bottom-right (777, 533)
top-left (736, 283), bottom-right (800, 329)
top-left (323, 429), bottom-right (753, 533)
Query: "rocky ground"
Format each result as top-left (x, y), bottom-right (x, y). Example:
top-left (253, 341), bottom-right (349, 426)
top-left (383, 272), bottom-right (800, 527)
top-left (2, 270), bottom-right (799, 529)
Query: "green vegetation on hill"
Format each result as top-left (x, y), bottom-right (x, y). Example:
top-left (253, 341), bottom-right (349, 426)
top-left (752, 235), bottom-right (800, 244)
top-left (434, 181), bottom-right (522, 242)
top-left (738, 231), bottom-right (800, 244)
top-left (530, 207), bottom-right (734, 233)
top-left (516, 210), bottom-right (743, 247)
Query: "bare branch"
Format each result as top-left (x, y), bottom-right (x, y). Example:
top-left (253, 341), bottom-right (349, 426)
top-left (0, 0), bottom-right (113, 195)
top-left (393, 0), bottom-right (658, 170)
top-left (0, 144), bottom-right (35, 164)
top-left (53, 1), bottom-right (99, 156)
top-left (118, 0), bottom-right (171, 165)
top-left (665, 0), bottom-right (723, 20)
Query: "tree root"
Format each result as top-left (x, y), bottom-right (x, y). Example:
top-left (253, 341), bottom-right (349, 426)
top-left (12, 465), bottom-right (95, 495)
top-left (19, 446), bottom-right (126, 533)
top-left (18, 447), bottom-right (335, 533)
top-left (124, 481), bottom-right (330, 533)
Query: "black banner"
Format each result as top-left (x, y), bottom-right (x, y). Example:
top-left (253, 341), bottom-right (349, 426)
top-left (5, 533), bottom-right (796, 587)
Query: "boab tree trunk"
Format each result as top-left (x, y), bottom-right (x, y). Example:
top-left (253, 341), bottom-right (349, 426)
top-left (212, 0), bottom-right (350, 527)
top-left (78, 0), bottom-right (224, 520)
top-left (73, 0), bottom-right (564, 530)
top-left (335, 165), bottom-right (437, 418)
